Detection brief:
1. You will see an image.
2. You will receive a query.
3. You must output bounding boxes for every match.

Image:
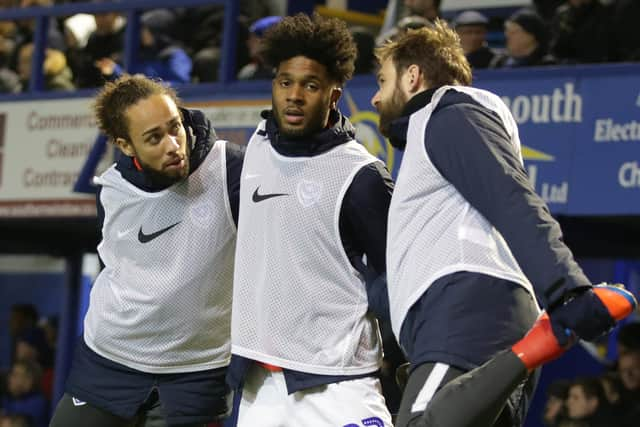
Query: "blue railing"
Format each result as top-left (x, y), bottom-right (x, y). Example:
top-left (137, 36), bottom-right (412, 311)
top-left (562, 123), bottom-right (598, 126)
top-left (0, 0), bottom-right (239, 101)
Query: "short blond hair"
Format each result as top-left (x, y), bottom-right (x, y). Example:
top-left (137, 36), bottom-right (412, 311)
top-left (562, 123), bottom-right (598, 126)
top-left (375, 19), bottom-right (472, 87)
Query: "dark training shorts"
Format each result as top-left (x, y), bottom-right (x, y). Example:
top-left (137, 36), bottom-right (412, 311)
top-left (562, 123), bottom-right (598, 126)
top-left (64, 338), bottom-right (229, 425)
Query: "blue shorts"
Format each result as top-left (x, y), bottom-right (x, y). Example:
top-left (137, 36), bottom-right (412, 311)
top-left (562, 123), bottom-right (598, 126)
top-left (65, 338), bottom-right (229, 424)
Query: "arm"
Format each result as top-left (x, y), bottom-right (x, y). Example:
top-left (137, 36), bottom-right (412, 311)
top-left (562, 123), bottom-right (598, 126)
top-left (425, 101), bottom-right (591, 308)
top-left (165, 49), bottom-right (193, 84)
top-left (224, 142), bottom-right (244, 228)
top-left (339, 161), bottom-right (394, 321)
top-left (425, 100), bottom-right (615, 342)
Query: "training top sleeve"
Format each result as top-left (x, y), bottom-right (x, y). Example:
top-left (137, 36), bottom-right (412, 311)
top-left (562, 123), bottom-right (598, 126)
top-left (425, 101), bottom-right (592, 309)
top-left (224, 142), bottom-right (245, 228)
top-left (339, 161), bottom-right (394, 320)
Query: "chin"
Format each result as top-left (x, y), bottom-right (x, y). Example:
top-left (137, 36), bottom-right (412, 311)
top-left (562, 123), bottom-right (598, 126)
top-left (280, 127), bottom-right (308, 139)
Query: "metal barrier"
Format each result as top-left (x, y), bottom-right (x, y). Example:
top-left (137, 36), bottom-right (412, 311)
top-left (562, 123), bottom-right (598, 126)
top-left (0, 0), bottom-right (238, 100)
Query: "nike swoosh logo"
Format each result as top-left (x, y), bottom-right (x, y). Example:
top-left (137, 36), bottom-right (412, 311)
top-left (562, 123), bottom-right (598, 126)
top-left (252, 186), bottom-right (289, 203)
top-left (138, 221), bottom-right (181, 243)
top-left (72, 397), bottom-right (86, 406)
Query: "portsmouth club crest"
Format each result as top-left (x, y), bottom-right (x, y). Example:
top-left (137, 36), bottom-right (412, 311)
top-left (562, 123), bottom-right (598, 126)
top-left (297, 179), bottom-right (323, 207)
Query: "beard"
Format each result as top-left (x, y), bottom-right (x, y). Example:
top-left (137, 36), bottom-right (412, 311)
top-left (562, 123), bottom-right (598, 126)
top-left (138, 157), bottom-right (189, 187)
top-left (377, 86), bottom-right (408, 138)
top-left (136, 145), bottom-right (190, 188)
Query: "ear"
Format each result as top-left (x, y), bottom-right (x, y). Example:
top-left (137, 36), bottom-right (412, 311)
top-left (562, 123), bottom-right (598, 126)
top-left (115, 137), bottom-right (135, 157)
top-left (405, 64), bottom-right (425, 94)
top-left (330, 87), bottom-right (342, 109)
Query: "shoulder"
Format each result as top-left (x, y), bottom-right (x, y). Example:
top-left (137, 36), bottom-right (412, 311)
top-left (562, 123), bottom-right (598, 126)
top-left (224, 141), bottom-right (246, 164)
top-left (347, 160), bottom-right (393, 203)
top-left (432, 90), bottom-right (496, 126)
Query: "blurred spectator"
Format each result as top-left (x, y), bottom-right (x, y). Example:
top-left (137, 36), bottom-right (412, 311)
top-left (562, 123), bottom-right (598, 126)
top-left (610, 0), bottom-right (640, 61)
top-left (1, 360), bottom-right (48, 427)
top-left (0, 1), bottom-right (19, 9)
top-left (376, 15), bottom-right (431, 46)
top-left (0, 21), bottom-right (17, 66)
top-left (63, 13), bottom-right (95, 50)
top-left (191, 46), bottom-right (220, 83)
top-left (14, 328), bottom-right (54, 400)
top-left (351, 26), bottom-right (376, 75)
top-left (17, 42), bottom-right (74, 91)
top-left (62, 13), bottom-right (96, 87)
top-left (534, 0), bottom-right (566, 20)
top-left (9, 0), bottom-right (66, 71)
top-left (76, 10), bottom-right (124, 88)
top-left (0, 414), bottom-right (31, 427)
top-left (237, 15), bottom-right (281, 80)
top-left (8, 305), bottom-right (38, 362)
top-left (566, 377), bottom-right (619, 426)
top-left (0, 66), bottom-right (20, 93)
top-left (543, 380), bottom-right (571, 426)
top-left (617, 350), bottom-right (640, 395)
top-left (233, 0), bottom-right (287, 82)
top-left (174, 5), bottom-right (223, 76)
top-left (39, 316), bottom-right (57, 353)
top-left (615, 350), bottom-right (640, 426)
top-left (493, 8), bottom-right (557, 68)
top-left (616, 321), bottom-right (640, 357)
top-left (404, 0), bottom-right (440, 21)
top-left (550, 0), bottom-right (612, 64)
top-left (598, 371), bottom-right (626, 410)
top-left (453, 10), bottom-right (499, 69)
top-left (96, 9), bottom-right (192, 85)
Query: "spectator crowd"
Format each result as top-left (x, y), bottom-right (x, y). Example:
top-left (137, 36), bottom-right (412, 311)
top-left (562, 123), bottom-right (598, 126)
top-left (1, 304), bottom-right (57, 427)
top-left (0, 0), bottom-right (638, 93)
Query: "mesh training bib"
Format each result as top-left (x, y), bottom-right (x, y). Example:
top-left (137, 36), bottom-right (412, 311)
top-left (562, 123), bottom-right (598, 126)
top-left (85, 140), bottom-right (236, 373)
top-left (387, 86), bottom-right (538, 339)
top-left (232, 122), bottom-right (383, 375)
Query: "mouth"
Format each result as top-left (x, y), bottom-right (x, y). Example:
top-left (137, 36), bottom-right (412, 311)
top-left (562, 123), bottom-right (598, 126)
top-left (284, 109), bottom-right (304, 125)
top-left (163, 156), bottom-right (185, 171)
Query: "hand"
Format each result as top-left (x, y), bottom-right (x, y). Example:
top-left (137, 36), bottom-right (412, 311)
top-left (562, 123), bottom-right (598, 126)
top-left (548, 287), bottom-right (615, 346)
top-left (94, 58), bottom-right (116, 76)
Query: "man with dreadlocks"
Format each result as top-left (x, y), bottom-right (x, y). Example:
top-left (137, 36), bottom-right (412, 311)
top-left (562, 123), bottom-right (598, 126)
top-left (227, 13), bottom-right (394, 427)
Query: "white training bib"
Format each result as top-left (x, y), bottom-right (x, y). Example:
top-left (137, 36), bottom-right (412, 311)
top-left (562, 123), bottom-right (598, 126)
top-left (232, 122), bottom-right (383, 376)
top-left (85, 140), bottom-right (236, 373)
top-left (387, 86), bottom-right (537, 339)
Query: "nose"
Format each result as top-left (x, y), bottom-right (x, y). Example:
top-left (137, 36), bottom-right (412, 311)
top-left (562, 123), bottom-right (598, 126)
top-left (370, 90), bottom-right (380, 109)
top-left (165, 134), bottom-right (180, 151)
top-left (286, 83), bottom-right (304, 104)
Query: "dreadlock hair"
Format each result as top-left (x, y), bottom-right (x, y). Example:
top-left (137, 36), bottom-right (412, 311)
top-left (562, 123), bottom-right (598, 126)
top-left (375, 19), bottom-right (472, 88)
top-left (93, 75), bottom-right (180, 143)
top-left (262, 13), bottom-right (357, 86)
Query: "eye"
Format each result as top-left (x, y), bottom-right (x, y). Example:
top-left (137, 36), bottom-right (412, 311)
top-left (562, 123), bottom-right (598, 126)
top-left (170, 122), bottom-right (182, 135)
top-left (279, 79), bottom-right (290, 88)
top-left (305, 82), bottom-right (319, 91)
top-left (146, 134), bottom-right (161, 145)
